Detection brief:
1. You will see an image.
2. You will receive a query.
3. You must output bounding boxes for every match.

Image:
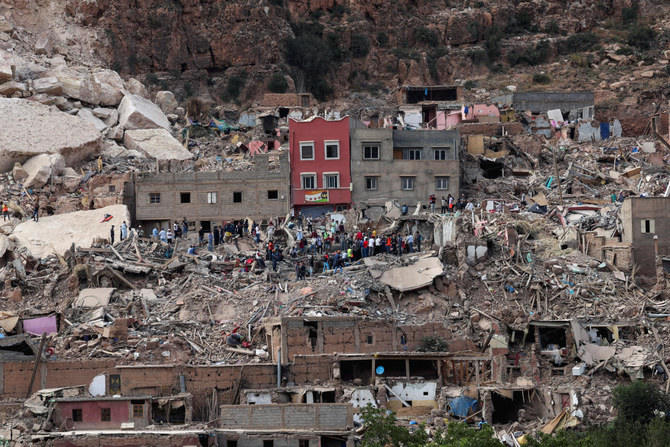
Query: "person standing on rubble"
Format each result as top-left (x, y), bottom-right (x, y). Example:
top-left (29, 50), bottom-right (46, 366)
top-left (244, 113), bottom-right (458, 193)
top-left (448, 194), bottom-right (454, 212)
top-left (401, 203), bottom-right (408, 216)
top-left (2, 202), bottom-right (8, 221)
top-left (429, 194), bottom-right (436, 213)
top-left (296, 261), bottom-right (303, 280)
top-left (271, 249), bottom-right (281, 272)
top-left (213, 226), bottom-right (220, 246)
top-left (182, 217), bottom-right (188, 238)
top-left (322, 253), bottom-right (330, 272)
top-left (32, 195), bottom-right (40, 222)
top-left (159, 228), bottom-right (167, 243)
top-left (198, 227), bottom-right (205, 246)
top-left (167, 228), bottom-right (173, 244)
top-left (109, 225), bottom-right (115, 244)
top-left (416, 232), bottom-right (422, 252)
top-left (306, 216), bottom-right (313, 233)
top-left (120, 221), bottom-right (128, 241)
top-left (207, 231), bottom-right (213, 251)
top-left (297, 212), bottom-right (303, 230)
top-left (407, 233), bottom-right (414, 253)
top-left (441, 196), bottom-right (447, 214)
top-left (152, 227), bottom-right (158, 239)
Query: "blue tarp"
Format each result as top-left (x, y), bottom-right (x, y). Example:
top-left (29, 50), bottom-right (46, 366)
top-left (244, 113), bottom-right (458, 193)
top-left (600, 122), bottom-right (610, 141)
top-left (448, 396), bottom-right (478, 418)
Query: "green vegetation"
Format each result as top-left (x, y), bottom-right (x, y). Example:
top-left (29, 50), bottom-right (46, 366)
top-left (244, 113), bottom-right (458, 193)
top-left (544, 20), bottom-right (560, 35)
top-left (224, 74), bottom-right (245, 99)
top-left (145, 73), bottom-right (160, 85)
top-left (506, 11), bottom-right (538, 35)
top-left (627, 26), bottom-right (656, 50)
top-left (267, 73), bottom-right (288, 93)
top-left (376, 31), bottom-right (389, 47)
top-left (350, 32), bottom-right (370, 58)
top-left (427, 47), bottom-right (448, 81)
top-left (507, 40), bottom-right (550, 66)
top-left (414, 26), bottom-right (440, 46)
top-left (532, 73), bottom-right (551, 84)
top-left (556, 32), bottom-right (600, 55)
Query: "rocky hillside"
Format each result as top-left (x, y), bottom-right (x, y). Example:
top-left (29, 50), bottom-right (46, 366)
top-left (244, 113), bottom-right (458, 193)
top-left (2, 0), bottom-right (670, 125)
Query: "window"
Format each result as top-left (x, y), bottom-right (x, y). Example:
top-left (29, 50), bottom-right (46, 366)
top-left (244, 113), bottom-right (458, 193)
top-left (324, 173), bottom-right (339, 189)
top-left (300, 142), bottom-right (314, 160)
top-left (207, 192), bottom-right (217, 204)
top-left (72, 408), bottom-right (83, 422)
top-left (149, 193), bottom-right (160, 204)
top-left (435, 177), bottom-right (449, 190)
top-left (363, 143), bottom-right (380, 160)
top-left (101, 408), bottom-right (111, 422)
top-left (336, 205), bottom-right (348, 211)
top-left (401, 177), bottom-right (414, 190)
top-left (325, 141), bottom-right (339, 159)
top-left (366, 335), bottom-right (374, 344)
top-left (263, 441), bottom-right (274, 447)
top-left (267, 190), bottom-right (279, 200)
top-left (433, 148), bottom-right (450, 160)
top-left (301, 174), bottom-right (316, 190)
top-left (132, 404), bottom-right (144, 418)
top-left (233, 192), bottom-right (242, 203)
top-left (641, 219), bottom-right (655, 234)
top-left (403, 148), bottom-right (422, 160)
top-left (180, 192), bottom-right (191, 204)
top-left (365, 177), bottom-right (378, 190)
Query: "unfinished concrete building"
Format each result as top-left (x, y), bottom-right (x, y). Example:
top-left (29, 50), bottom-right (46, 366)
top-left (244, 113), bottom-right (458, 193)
top-left (132, 152), bottom-right (290, 231)
top-left (350, 128), bottom-right (460, 210)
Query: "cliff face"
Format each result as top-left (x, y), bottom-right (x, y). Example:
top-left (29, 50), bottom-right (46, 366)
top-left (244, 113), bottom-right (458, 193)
top-left (57, 0), bottom-right (663, 107)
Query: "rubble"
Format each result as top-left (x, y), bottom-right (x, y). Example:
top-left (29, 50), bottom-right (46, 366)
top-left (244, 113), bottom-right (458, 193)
top-left (123, 128), bottom-right (193, 160)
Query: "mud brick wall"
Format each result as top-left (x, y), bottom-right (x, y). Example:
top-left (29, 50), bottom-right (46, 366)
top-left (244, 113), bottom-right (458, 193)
top-left (289, 355), bottom-right (334, 385)
top-left (1, 359), bottom-right (116, 397)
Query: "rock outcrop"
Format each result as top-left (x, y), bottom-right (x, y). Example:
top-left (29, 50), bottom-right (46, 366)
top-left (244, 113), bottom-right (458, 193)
top-left (0, 98), bottom-right (102, 172)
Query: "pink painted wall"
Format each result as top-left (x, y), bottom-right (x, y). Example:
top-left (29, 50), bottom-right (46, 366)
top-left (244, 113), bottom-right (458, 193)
top-left (55, 400), bottom-right (146, 430)
top-left (289, 117), bottom-right (352, 210)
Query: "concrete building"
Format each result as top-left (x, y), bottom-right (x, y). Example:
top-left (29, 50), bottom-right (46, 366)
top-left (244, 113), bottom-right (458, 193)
top-left (289, 116), bottom-right (352, 217)
top-left (350, 128), bottom-right (460, 208)
top-left (133, 152), bottom-right (290, 232)
top-left (492, 91), bottom-right (594, 117)
top-left (620, 197), bottom-right (670, 277)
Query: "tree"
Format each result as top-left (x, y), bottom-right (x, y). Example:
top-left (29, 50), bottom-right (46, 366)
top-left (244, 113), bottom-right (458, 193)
top-left (267, 73), bottom-right (288, 93)
top-left (612, 381), bottom-right (670, 424)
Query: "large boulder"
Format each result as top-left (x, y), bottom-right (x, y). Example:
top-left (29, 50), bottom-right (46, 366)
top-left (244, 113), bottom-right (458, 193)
top-left (32, 77), bottom-right (63, 95)
top-left (154, 91), bottom-right (178, 114)
top-left (117, 94), bottom-right (171, 131)
top-left (93, 69), bottom-right (125, 106)
top-left (77, 108), bottom-right (108, 132)
top-left (124, 78), bottom-right (149, 98)
top-left (92, 107), bottom-right (119, 127)
top-left (21, 154), bottom-right (65, 189)
top-left (12, 205), bottom-right (131, 258)
top-left (52, 69), bottom-right (102, 105)
top-left (0, 98), bottom-right (102, 171)
top-left (123, 128), bottom-right (192, 160)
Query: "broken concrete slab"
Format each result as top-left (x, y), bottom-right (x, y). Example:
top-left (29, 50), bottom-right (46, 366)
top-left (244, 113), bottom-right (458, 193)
top-left (118, 94), bottom-right (171, 131)
top-left (578, 343), bottom-right (615, 366)
top-left (0, 98), bottom-right (102, 172)
top-left (379, 257), bottom-right (444, 292)
top-left (77, 108), bottom-right (108, 132)
top-left (51, 69), bottom-right (102, 105)
top-left (74, 288), bottom-right (115, 308)
top-left (12, 204), bottom-right (131, 258)
top-left (22, 153), bottom-right (65, 189)
top-left (123, 128), bottom-right (192, 160)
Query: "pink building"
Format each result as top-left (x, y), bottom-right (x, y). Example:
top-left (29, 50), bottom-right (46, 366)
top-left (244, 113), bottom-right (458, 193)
top-left (289, 116), bottom-right (352, 217)
top-left (53, 397), bottom-right (151, 430)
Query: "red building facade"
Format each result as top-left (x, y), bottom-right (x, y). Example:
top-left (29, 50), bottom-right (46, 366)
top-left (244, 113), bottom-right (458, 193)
top-left (289, 116), bottom-right (352, 217)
